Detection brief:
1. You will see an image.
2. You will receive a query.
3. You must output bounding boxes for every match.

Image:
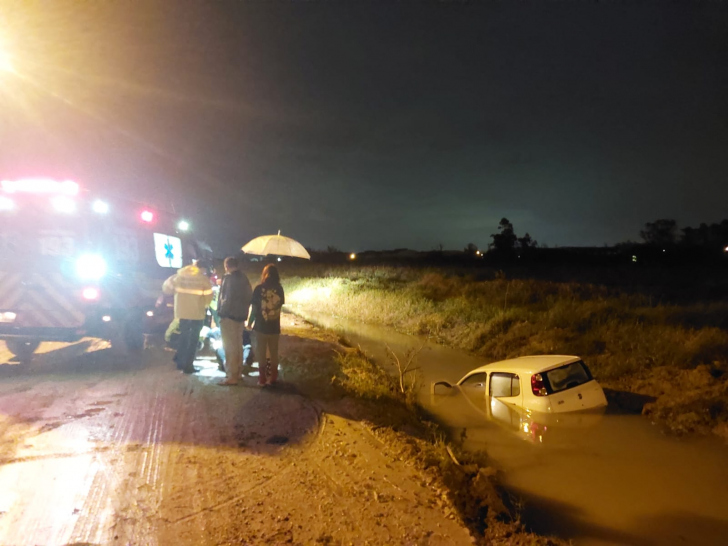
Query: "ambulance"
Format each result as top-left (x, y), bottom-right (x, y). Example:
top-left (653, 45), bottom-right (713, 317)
top-left (0, 178), bottom-right (209, 362)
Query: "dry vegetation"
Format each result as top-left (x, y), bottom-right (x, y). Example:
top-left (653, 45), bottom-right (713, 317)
top-left (279, 317), bottom-right (566, 545)
top-left (279, 264), bottom-right (728, 439)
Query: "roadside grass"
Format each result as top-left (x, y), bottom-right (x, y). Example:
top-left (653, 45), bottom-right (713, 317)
top-left (278, 315), bottom-right (564, 544)
top-left (282, 267), bottom-right (728, 438)
top-left (321, 344), bottom-right (564, 545)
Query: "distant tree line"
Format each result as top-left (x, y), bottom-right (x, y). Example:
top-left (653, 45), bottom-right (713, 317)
top-left (640, 218), bottom-right (728, 250)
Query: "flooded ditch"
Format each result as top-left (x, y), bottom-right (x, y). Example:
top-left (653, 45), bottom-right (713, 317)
top-left (296, 309), bottom-right (728, 546)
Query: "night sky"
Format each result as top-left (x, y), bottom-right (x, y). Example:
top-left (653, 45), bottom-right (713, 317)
top-left (1, 1), bottom-right (727, 253)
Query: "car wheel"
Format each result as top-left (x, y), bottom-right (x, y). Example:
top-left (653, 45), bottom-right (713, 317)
top-left (110, 313), bottom-right (145, 353)
top-left (5, 339), bottom-right (40, 363)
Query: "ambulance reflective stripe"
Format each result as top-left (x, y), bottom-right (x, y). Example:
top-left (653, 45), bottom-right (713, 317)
top-left (19, 289), bottom-right (66, 328)
top-left (1, 272), bottom-right (87, 329)
top-left (0, 272), bottom-right (23, 309)
top-left (33, 274), bottom-right (86, 325)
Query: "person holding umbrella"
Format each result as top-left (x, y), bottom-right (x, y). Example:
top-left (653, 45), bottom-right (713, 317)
top-left (248, 264), bottom-right (285, 386)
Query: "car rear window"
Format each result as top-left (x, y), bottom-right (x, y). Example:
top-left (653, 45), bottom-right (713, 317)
top-left (545, 361), bottom-right (592, 393)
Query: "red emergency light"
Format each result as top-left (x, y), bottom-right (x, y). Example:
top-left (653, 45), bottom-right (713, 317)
top-left (1, 178), bottom-right (79, 196)
top-left (140, 210), bottom-right (154, 223)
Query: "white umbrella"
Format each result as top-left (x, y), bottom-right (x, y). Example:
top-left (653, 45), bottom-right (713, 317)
top-left (242, 231), bottom-right (311, 260)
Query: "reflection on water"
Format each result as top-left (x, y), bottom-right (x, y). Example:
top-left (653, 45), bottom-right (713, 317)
top-left (297, 309), bottom-right (728, 546)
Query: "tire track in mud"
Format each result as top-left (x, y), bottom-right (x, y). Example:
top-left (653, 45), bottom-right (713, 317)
top-left (0, 379), bottom-right (113, 545)
top-left (68, 365), bottom-right (177, 545)
top-left (164, 400), bottom-right (324, 527)
top-left (154, 385), bottom-right (323, 545)
top-left (67, 381), bottom-right (139, 544)
top-left (3, 350), bottom-right (324, 545)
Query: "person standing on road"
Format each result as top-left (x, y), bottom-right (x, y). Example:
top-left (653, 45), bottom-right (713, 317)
top-left (248, 263), bottom-right (285, 387)
top-left (217, 256), bottom-right (253, 386)
top-left (162, 260), bottom-right (214, 374)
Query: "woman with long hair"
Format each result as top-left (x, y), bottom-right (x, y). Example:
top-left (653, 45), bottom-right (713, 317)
top-left (247, 264), bottom-right (285, 386)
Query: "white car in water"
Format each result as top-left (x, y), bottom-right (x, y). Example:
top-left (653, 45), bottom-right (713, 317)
top-left (432, 355), bottom-right (608, 414)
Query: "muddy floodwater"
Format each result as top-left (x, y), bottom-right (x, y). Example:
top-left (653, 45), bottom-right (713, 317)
top-left (298, 309), bottom-right (728, 546)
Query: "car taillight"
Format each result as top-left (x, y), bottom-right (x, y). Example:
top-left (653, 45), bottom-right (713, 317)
top-left (531, 373), bottom-right (548, 396)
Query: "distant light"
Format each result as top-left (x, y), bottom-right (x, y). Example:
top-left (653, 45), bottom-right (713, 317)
top-left (724, 246), bottom-right (728, 253)
top-left (92, 200), bottom-right (109, 214)
top-left (146, 310), bottom-right (154, 317)
top-left (76, 254), bottom-right (107, 280)
top-left (1, 178), bottom-right (78, 195)
top-left (51, 196), bottom-right (76, 213)
top-left (82, 287), bottom-right (100, 300)
top-left (0, 195), bottom-right (15, 211)
top-left (177, 220), bottom-right (190, 232)
top-left (349, 253), bottom-right (356, 260)
top-left (277, 257), bottom-right (282, 262)
top-left (632, 255), bottom-right (638, 263)
top-left (140, 210), bottom-right (154, 223)
top-left (662, 249), bottom-right (666, 253)
top-left (102, 315), bottom-right (112, 322)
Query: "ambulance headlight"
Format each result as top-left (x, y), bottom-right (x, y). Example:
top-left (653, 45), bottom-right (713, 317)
top-left (76, 254), bottom-right (107, 280)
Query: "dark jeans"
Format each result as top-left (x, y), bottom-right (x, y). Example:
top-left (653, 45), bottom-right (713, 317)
top-left (174, 319), bottom-right (204, 372)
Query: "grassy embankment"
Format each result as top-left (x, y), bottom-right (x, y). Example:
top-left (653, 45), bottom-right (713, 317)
top-left (281, 315), bottom-right (565, 545)
top-left (279, 265), bottom-right (728, 439)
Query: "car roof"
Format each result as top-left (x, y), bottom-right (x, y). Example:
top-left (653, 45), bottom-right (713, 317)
top-left (462, 355), bottom-right (582, 377)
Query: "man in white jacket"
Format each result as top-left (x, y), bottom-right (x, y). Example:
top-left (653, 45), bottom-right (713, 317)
top-left (162, 261), bottom-right (214, 374)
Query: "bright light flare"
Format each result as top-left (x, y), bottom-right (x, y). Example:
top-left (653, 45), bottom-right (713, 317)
top-left (82, 287), bottom-right (100, 301)
top-left (92, 200), bottom-right (109, 214)
top-left (140, 210), bottom-right (154, 223)
top-left (1, 178), bottom-right (79, 195)
top-left (177, 220), bottom-right (190, 232)
top-left (0, 50), bottom-right (14, 73)
top-left (51, 196), bottom-right (76, 213)
top-left (76, 254), bottom-right (107, 280)
top-left (349, 253), bottom-right (356, 260)
top-left (0, 196), bottom-right (15, 211)
top-left (146, 310), bottom-right (154, 317)
top-left (102, 315), bottom-right (112, 322)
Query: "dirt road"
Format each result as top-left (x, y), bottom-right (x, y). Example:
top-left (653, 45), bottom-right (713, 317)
top-left (0, 331), bottom-right (472, 545)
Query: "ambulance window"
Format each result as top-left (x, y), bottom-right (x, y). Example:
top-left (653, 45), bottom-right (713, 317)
top-left (154, 233), bottom-right (183, 268)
